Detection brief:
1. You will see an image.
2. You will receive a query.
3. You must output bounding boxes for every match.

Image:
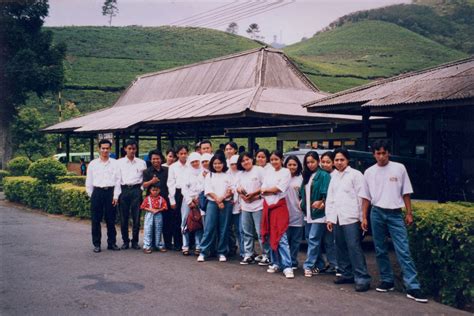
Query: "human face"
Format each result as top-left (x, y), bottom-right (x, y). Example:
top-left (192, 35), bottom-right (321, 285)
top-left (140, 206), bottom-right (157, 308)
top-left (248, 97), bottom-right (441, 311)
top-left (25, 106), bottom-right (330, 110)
top-left (270, 154), bottom-right (282, 170)
top-left (190, 160), bottom-right (200, 169)
top-left (177, 148), bottom-right (188, 163)
top-left (151, 154), bottom-right (162, 169)
top-left (201, 160), bottom-right (209, 170)
top-left (150, 187), bottom-right (160, 197)
top-left (374, 147), bottom-right (390, 166)
top-left (200, 143), bottom-right (212, 154)
top-left (166, 152), bottom-right (176, 165)
top-left (124, 144), bottom-right (137, 159)
top-left (212, 159), bottom-right (224, 173)
top-left (320, 156), bottom-right (334, 173)
top-left (305, 156), bottom-right (319, 172)
top-left (241, 155), bottom-right (253, 171)
top-left (256, 152), bottom-right (267, 167)
top-left (225, 145), bottom-right (237, 159)
top-left (99, 143), bottom-right (111, 159)
top-left (230, 163), bottom-right (237, 172)
top-left (286, 159), bottom-right (298, 176)
top-left (334, 153), bottom-right (349, 171)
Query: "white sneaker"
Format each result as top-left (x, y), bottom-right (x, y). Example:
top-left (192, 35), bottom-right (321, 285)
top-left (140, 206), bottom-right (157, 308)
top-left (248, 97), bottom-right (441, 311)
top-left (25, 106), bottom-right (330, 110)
top-left (254, 254), bottom-right (263, 262)
top-left (218, 255), bottom-right (227, 262)
top-left (197, 254), bottom-right (205, 262)
top-left (266, 265), bottom-right (279, 273)
top-left (283, 268), bottom-right (295, 279)
top-left (258, 255), bottom-right (270, 266)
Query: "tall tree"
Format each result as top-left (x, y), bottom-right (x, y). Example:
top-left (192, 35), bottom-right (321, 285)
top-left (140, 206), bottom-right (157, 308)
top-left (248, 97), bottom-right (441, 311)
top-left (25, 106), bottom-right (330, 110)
top-left (102, 0), bottom-right (119, 27)
top-left (0, 0), bottom-right (66, 168)
top-left (226, 22), bottom-right (238, 34)
top-left (246, 23), bottom-right (261, 40)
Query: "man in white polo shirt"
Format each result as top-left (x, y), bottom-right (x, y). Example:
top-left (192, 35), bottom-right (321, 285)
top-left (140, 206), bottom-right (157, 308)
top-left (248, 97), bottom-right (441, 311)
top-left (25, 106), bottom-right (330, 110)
top-left (361, 140), bottom-right (427, 303)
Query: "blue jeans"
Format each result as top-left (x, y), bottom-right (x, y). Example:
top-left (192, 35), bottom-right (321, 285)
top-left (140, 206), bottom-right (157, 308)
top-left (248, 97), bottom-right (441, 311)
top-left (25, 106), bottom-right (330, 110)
top-left (231, 213), bottom-right (244, 257)
top-left (324, 229), bottom-right (337, 269)
top-left (303, 223), bottom-right (326, 270)
top-left (371, 206), bottom-right (421, 290)
top-left (241, 210), bottom-right (270, 258)
top-left (334, 221), bottom-right (371, 286)
top-left (200, 200), bottom-right (232, 257)
top-left (143, 211), bottom-right (164, 249)
top-left (181, 203), bottom-right (203, 251)
top-left (287, 226), bottom-right (303, 267)
top-left (270, 232), bottom-right (292, 270)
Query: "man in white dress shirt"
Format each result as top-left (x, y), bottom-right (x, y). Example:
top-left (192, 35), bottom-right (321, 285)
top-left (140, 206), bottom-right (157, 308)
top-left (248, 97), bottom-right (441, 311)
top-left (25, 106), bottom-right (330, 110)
top-left (85, 139), bottom-right (121, 253)
top-left (117, 140), bottom-right (147, 250)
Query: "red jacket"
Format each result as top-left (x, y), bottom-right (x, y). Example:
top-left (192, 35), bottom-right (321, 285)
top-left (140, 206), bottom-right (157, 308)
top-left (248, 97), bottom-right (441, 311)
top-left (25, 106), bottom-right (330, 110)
top-left (261, 198), bottom-right (289, 251)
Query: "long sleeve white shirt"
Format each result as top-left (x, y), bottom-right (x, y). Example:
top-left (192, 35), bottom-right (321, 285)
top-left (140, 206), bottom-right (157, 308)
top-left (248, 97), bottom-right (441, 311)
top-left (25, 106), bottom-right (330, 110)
top-left (117, 156), bottom-right (147, 185)
top-left (182, 168), bottom-right (204, 206)
top-left (167, 160), bottom-right (188, 205)
top-left (325, 166), bottom-right (365, 225)
top-left (85, 158), bottom-right (121, 199)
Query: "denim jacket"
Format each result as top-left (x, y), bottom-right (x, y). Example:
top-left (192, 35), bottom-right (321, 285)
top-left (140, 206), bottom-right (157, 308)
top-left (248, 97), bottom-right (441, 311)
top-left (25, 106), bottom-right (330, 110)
top-left (300, 168), bottom-right (331, 220)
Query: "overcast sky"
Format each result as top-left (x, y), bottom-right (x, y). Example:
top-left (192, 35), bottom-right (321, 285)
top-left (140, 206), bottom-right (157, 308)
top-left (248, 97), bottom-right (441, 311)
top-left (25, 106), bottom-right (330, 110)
top-left (45, 0), bottom-right (410, 45)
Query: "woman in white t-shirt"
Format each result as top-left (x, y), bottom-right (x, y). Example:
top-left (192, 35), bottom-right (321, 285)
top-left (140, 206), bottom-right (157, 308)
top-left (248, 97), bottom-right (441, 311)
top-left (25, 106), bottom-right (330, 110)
top-left (181, 152), bottom-right (204, 256)
top-left (261, 150), bottom-right (294, 279)
top-left (236, 152), bottom-right (270, 265)
top-left (283, 155), bottom-right (304, 270)
top-left (255, 148), bottom-right (272, 172)
top-left (197, 154), bottom-right (233, 262)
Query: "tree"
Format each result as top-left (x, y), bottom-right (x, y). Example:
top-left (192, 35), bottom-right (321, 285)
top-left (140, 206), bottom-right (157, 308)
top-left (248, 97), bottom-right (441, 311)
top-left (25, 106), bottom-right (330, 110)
top-left (0, 0), bottom-right (66, 168)
top-left (246, 23), bottom-right (261, 40)
top-left (102, 0), bottom-right (119, 27)
top-left (11, 107), bottom-right (54, 160)
top-left (226, 22), bottom-right (238, 34)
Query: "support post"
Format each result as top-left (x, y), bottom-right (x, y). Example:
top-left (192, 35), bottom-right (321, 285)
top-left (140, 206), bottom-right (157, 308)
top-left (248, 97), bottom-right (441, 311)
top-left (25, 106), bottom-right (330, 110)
top-left (65, 134), bottom-right (70, 164)
top-left (248, 136), bottom-right (255, 155)
top-left (156, 129), bottom-right (162, 152)
top-left (391, 117), bottom-right (401, 155)
top-left (169, 133), bottom-right (175, 149)
top-left (89, 136), bottom-right (94, 161)
top-left (134, 131), bottom-right (139, 157)
top-left (361, 108), bottom-right (370, 151)
top-left (115, 133), bottom-right (120, 158)
top-left (276, 139), bottom-right (283, 152)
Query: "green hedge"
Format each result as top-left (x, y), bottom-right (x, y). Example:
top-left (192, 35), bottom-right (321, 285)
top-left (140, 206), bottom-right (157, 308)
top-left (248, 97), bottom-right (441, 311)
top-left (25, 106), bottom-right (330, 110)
top-left (7, 156), bottom-right (31, 176)
top-left (57, 175), bottom-right (86, 186)
top-left (27, 158), bottom-right (67, 183)
top-left (409, 201), bottom-right (474, 309)
top-left (0, 170), bottom-right (10, 188)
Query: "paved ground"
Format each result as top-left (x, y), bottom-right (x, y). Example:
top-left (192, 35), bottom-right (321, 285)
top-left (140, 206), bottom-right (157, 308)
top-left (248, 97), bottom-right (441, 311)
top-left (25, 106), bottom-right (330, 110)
top-left (0, 200), bottom-right (467, 315)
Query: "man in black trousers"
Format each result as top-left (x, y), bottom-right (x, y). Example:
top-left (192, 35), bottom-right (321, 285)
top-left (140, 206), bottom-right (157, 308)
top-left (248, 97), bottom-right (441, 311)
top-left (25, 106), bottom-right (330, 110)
top-left (85, 139), bottom-right (122, 253)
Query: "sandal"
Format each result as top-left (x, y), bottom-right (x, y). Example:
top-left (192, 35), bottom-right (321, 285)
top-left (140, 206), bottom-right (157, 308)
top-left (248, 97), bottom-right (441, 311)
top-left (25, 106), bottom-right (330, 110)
top-left (194, 249), bottom-right (201, 256)
top-left (182, 250), bottom-right (190, 256)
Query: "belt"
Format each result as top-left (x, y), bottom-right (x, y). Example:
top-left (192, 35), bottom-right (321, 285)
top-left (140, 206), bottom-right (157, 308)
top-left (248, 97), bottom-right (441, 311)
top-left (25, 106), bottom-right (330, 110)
top-left (121, 183), bottom-right (142, 189)
top-left (93, 186), bottom-right (114, 191)
top-left (373, 206), bottom-right (402, 212)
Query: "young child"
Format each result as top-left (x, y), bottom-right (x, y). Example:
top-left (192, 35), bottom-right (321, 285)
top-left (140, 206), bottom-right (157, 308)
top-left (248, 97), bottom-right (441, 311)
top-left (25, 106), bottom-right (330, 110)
top-left (140, 183), bottom-right (168, 254)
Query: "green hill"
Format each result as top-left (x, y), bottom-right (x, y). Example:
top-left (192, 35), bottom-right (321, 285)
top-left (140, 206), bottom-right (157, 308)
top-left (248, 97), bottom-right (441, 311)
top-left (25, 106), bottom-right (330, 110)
top-left (284, 20), bottom-right (467, 92)
top-left (28, 26), bottom-right (260, 124)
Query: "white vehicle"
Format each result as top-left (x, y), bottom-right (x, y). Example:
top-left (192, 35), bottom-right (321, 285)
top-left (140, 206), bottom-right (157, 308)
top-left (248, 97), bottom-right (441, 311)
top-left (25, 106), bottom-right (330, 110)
top-left (53, 152), bottom-right (98, 163)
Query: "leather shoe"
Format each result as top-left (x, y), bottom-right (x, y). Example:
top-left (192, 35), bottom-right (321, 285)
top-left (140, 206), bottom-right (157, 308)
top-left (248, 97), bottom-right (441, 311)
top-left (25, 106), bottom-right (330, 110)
top-left (334, 277), bottom-right (355, 284)
top-left (355, 283), bottom-right (370, 292)
top-left (121, 243), bottom-right (129, 250)
top-left (93, 246), bottom-right (101, 253)
top-left (131, 243), bottom-right (141, 250)
top-left (107, 244), bottom-right (120, 251)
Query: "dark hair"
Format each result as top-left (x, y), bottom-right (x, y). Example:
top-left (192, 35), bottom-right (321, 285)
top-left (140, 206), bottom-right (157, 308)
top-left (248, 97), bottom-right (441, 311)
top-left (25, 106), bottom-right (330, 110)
top-left (284, 155), bottom-right (303, 176)
top-left (219, 143), bottom-right (225, 150)
top-left (200, 140), bottom-right (212, 148)
top-left (214, 149), bottom-right (225, 157)
top-left (255, 148), bottom-right (270, 163)
top-left (302, 151), bottom-right (320, 185)
top-left (321, 151), bottom-right (335, 162)
top-left (149, 149), bottom-right (165, 162)
top-left (225, 141), bottom-right (238, 151)
top-left (209, 153), bottom-right (228, 173)
top-left (166, 148), bottom-right (177, 158)
top-left (237, 152), bottom-right (254, 171)
top-left (371, 139), bottom-right (391, 153)
top-left (238, 145), bottom-right (245, 153)
top-left (176, 144), bottom-right (188, 153)
top-left (333, 148), bottom-right (350, 160)
top-left (270, 150), bottom-right (284, 160)
top-left (149, 183), bottom-right (161, 190)
top-left (98, 139), bottom-right (112, 148)
top-left (124, 139), bottom-right (137, 147)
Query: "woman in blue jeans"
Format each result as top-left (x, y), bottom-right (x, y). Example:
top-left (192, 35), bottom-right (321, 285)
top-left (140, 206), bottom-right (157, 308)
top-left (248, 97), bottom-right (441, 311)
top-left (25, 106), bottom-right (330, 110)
top-left (197, 154), bottom-right (233, 262)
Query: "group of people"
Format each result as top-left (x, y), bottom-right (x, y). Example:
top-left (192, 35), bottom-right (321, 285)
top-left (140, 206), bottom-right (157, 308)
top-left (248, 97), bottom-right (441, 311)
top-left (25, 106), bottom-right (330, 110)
top-left (85, 138), bottom-right (428, 303)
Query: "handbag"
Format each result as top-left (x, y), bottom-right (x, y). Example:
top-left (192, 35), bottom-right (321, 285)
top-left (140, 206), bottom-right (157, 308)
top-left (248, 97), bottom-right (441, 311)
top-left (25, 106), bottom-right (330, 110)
top-left (186, 204), bottom-right (203, 233)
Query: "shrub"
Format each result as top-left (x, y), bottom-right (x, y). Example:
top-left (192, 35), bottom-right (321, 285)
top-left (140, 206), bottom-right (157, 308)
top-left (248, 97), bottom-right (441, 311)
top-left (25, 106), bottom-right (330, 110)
top-left (409, 201), bottom-right (474, 309)
top-left (7, 156), bottom-right (31, 176)
top-left (3, 176), bottom-right (36, 203)
top-left (27, 158), bottom-right (67, 183)
top-left (49, 183), bottom-right (90, 218)
top-left (57, 175), bottom-right (86, 186)
top-left (0, 170), bottom-right (10, 188)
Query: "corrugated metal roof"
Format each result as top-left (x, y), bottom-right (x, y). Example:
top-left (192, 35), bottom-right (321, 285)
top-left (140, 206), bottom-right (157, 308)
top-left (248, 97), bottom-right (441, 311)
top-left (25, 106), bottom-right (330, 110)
top-left (45, 47), bottom-right (361, 133)
top-left (305, 57), bottom-right (474, 112)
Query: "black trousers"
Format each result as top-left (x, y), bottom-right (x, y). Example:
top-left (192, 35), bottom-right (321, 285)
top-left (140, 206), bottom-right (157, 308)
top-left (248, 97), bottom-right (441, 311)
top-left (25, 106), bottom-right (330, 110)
top-left (163, 189), bottom-right (183, 249)
top-left (119, 185), bottom-right (142, 244)
top-left (91, 187), bottom-right (117, 247)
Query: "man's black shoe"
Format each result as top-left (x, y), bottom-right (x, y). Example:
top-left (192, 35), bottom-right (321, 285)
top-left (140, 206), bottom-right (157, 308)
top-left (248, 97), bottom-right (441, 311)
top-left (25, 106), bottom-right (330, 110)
top-left (131, 243), bottom-right (141, 250)
top-left (107, 244), bottom-right (120, 251)
top-left (93, 246), bottom-right (101, 253)
top-left (376, 282), bottom-right (395, 292)
top-left (355, 283), bottom-right (370, 292)
top-left (334, 277), bottom-right (355, 284)
top-left (121, 243), bottom-right (129, 250)
top-left (406, 289), bottom-right (428, 303)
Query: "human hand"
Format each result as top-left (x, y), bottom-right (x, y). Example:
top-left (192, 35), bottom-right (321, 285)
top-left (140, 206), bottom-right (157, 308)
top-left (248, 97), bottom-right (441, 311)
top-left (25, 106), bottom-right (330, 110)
top-left (361, 218), bottom-right (369, 232)
top-left (326, 222), bottom-right (333, 232)
top-left (405, 213), bottom-right (414, 226)
top-left (312, 200), bottom-right (324, 209)
top-left (112, 199), bottom-right (119, 206)
top-left (171, 204), bottom-right (176, 210)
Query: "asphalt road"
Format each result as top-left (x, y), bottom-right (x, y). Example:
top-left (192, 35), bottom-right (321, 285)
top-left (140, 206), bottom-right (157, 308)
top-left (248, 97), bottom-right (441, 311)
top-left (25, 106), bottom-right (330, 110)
top-left (0, 200), bottom-right (467, 315)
